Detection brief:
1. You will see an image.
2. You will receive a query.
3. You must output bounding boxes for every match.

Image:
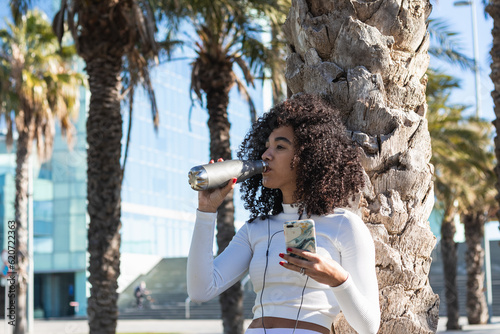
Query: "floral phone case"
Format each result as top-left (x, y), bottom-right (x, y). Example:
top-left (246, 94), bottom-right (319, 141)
top-left (283, 219), bottom-right (316, 260)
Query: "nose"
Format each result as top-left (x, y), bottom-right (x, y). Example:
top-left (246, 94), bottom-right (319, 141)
top-left (261, 147), bottom-right (272, 161)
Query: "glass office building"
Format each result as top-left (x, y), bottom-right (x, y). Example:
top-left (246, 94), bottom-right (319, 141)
top-left (118, 59), bottom-right (264, 295)
top-left (31, 84), bottom-right (89, 318)
top-left (0, 1), bottom-right (264, 317)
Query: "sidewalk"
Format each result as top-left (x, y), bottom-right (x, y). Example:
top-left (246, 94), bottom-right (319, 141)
top-left (0, 317), bottom-right (499, 334)
top-left (436, 316), bottom-right (500, 334)
top-left (0, 319), bottom-right (252, 334)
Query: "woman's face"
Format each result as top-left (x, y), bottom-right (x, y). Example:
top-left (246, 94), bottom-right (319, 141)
top-left (261, 126), bottom-right (298, 204)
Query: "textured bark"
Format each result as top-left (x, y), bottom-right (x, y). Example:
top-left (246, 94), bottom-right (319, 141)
top-left (487, 0), bottom-right (500, 236)
top-left (76, 2), bottom-right (130, 333)
top-left (198, 57), bottom-right (244, 334)
top-left (9, 24), bottom-right (34, 334)
top-left (85, 57), bottom-right (123, 334)
top-left (440, 207), bottom-right (460, 330)
top-left (463, 212), bottom-right (489, 325)
top-left (283, 1), bottom-right (439, 333)
top-left (13, 113), bottom-right (35, 334)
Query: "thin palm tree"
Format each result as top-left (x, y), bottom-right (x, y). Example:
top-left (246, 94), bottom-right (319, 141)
top-left (460, 129), bottom-right (495, 325)
top-left (426, 16), bottom-right (479, 330)
top-left (426, 12), bottom-right (500, 329)
top-left (427, 70), bottom-right (465, 330)
top-left (52, 0), bottom-right (164, 332)
top-left (487, 0), bottom-right (500, 239)
top-left (157, 2), bottom-right (287, 333)
top-left (453, 118), bottom-right (496, 325)
top-left (0, 9), bottom-right (83, 333)
top-left (427, 69), bottom-right (494, 329)
top-left (446, 0), bottom-right (500, 325)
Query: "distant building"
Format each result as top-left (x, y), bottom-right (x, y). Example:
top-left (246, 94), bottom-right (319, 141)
top-left (0, 0), bottom-right (264, 318)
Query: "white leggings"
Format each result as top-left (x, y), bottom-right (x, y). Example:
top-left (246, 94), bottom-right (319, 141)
top-left (245, 328), bottom-right (325, 334)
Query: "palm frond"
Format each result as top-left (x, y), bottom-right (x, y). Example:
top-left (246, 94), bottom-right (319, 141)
top-left (121, 48), bottom-right (159, 130)
top-left (0, 9), bottom-right (82, 162)
top-left (156, 0), bottom-right (288, 129)
top-left (427, 69), bottom-right (496, 212)
top-left (234, 75), bottom-right (256, 122)
top-left (483, 0), bottom-right (491, 19)
top-left (428, 18), bottom-right (475, 70)
top-left (52, 0), bottom-right (67, 45)
top-left (122, 85), bottom-right (134, 177)
top-left (233, 55), bottom-right (254, 87)
top-left (190, 58), bottom-right (203, 103)
top-left (9, 0), bottom-right (31, 23)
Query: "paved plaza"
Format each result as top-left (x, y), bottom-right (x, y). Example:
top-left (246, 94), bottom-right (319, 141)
top-left (0, 317), bottom-right (499, 334)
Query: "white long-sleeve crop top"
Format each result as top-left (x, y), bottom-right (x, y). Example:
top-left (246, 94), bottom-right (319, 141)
top-left (187, 204), bottom-right (380, 334)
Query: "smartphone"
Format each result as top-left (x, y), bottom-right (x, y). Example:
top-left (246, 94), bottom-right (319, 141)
top-left (283, 219), bottom-right (316, 260)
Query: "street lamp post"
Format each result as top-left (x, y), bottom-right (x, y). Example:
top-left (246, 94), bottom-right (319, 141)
top-left (455, 0), bottom-right (482, 118)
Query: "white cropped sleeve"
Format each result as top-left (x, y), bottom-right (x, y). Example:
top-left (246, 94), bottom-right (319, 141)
top-left (330, 213), bottom-right (380, 334)
top-left (186, 210), bottom-right (253, 302)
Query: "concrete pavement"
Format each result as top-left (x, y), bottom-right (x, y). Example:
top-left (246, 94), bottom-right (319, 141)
top-left (436, 316), bottom-right (500, 334)
top-left (0, 319), bottom-right (251, 334)
top-left (0, 317), bottom-right (499, 334)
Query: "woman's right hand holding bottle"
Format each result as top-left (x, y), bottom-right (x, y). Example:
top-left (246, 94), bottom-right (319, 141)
top-left (197, 158), bottom-right (237, 213)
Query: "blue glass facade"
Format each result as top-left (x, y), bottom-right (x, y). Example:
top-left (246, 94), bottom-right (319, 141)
top-left (120, 59), bottom-right (263, 258)
top-left (117, 57), bottom-right (264, 295)
top-left (0, 0), bottom-right (264, 318)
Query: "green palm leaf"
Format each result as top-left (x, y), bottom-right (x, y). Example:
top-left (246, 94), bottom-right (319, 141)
top-left (428, 69), bottom-right (496, 211)
top-left (0, 9), bottom-right (83, 158)
top-left (428, 18), bottom-right (475, 70)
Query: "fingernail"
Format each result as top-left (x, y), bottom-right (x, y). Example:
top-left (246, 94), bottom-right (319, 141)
top-left (279, 262), bottom-right (285, 266)
top-left (287, 248), bottom-right (292, 252)
top-left (279, 253), bottom-right (284, 258)
top-left (232, 178), bottom-right (237, 184)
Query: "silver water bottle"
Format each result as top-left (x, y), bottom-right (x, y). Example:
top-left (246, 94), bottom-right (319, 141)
top-left (188, 160), bottom-right (268, 191)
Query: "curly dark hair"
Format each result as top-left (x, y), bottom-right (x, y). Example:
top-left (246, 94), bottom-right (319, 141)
top-left (237, 93), bottom-right (364, 222)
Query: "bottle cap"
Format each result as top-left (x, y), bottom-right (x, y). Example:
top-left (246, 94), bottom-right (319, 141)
top-left (188, 165), bottom-right (208, 191)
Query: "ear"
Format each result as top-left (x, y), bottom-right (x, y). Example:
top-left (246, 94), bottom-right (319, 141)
top-left (291, 154), bottom-right (300, 169)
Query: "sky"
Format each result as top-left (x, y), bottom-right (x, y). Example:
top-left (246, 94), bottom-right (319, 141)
top-left (429, 0), bottom-right (494, 121)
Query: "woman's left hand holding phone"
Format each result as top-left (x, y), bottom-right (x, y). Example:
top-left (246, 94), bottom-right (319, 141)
top-left (197, 158), bottom-right (237, 213)
top-left (280, 247), bottom-right (349, 287)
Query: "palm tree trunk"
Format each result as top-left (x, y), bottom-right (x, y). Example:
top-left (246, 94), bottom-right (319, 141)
top-left (14, 114), bottom-right (35, 334)
top-left (487, 0), bottom-right (500, 241)
top-left (85, 56), bottom-right (124, 334)
top-left (74, 2), bottom-right (131, 332)
top-left (440, 205), bottom-right (460, 330)
top-left (462, 212), bottom-right (489, 324)
top-left (283, 1), bottom-right (439, 332)
top-left (202, 60), bottom-right (243, 334)
top-left (271, 24), bottom-right (285, 106)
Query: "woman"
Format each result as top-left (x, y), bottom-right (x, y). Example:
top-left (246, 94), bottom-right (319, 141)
top-left (187, 94), bottom-right (380, 334)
